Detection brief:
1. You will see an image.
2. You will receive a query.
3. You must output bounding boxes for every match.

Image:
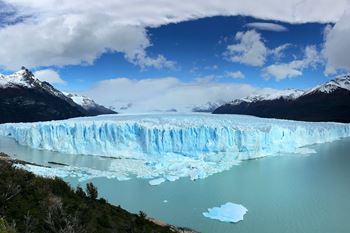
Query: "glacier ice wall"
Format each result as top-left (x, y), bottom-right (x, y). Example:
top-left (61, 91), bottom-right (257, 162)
top-left (2, 113), bottom-right (350, 184)
top-left (1, 113), bottom-right (350, 161)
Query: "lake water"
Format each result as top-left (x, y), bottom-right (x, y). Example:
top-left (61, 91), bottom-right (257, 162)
top-left (1, 136), bottom-right (350, 233)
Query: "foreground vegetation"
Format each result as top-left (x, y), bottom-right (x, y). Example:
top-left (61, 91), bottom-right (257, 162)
top-left (0, 154), bottom-right (186, 233)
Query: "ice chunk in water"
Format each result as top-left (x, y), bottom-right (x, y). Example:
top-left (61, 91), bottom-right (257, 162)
top-left (149, 178), bottom-right (166, 185)
top-left (203, 202), bottom-right (248, 223)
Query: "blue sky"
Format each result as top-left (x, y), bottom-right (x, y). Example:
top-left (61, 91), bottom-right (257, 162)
top-left (0, 1), bottom-right (349, 111)
top-left (40, 16), bottom-right (328, 91)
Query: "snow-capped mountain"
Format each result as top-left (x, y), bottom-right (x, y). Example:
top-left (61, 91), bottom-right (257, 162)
top-left (0, 69), bottom-right (36, 88)
top-left (63, 92), bottom-right (116, 116)
top-left (0, 67), bottom-right (68, 99)
top-left (0, 67), bottom-right (89, 123)
top-left (304, 74), bottom-right (350, 95)
top-left (214, 74), bottom-right (350, 123)
top-left (230, 89), bottom-right (305, 105)
top-left (192, 101), bottom-right (226, 112)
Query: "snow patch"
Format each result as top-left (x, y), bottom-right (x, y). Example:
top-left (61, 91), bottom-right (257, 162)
top-left (63, 92), bottom-right (98, 109)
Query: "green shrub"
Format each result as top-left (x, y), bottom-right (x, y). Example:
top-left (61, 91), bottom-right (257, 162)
top-left (75, 186), bottom-right (86, 198)
top-left (0, 218), bottom-right (16, 233)
top-left (0, 159), bottom-right (175, 233)
top-left (86, 182), bottom-right (98, 200)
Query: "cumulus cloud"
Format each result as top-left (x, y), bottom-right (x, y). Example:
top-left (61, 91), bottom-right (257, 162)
top-left (225, 71), bottom-right (245, 79)
top-left (34, 69), bottom-right (65, 84)
top-left (82, 76), bottom-right (277, 112)
top-left (0, 0), bottom-right (349, 70)
top-left (323, 11), bottom-right (350, 75)
top-left (246, 22), bottom-right (288, 32)
top-left (263, 45), bottom-right (321, 80)
top-left (263, 64), bottom-right (303, 80)
top-left (0, 13), bottom-right (175, 70)
top-left (224, 30), bottom-right (268, 67)
top-left (224, 31), bottom-right (290, 67)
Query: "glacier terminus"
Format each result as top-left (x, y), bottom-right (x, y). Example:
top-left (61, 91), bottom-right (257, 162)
top-left (1, 113), bottom-right (350, 184)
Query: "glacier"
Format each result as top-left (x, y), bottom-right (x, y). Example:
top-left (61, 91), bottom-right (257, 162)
top-left (1, 113), bottom-right (350, 183)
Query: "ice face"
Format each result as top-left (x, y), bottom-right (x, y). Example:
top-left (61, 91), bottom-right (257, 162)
top-left (203, 202), bottom-right (248, 223)
top-left (1, 113), bottom-right (350, 183)
top-left (1, 113), bottom-right (349, 160)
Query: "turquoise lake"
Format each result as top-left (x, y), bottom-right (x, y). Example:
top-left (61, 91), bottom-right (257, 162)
top-left (1, 136), bottom-right (350, 233)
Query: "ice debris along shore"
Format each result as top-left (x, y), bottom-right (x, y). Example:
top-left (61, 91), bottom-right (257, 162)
top-left (203, 202), bottom-right (248, 223)
top-left (1, 113), bottom-right (350, 184)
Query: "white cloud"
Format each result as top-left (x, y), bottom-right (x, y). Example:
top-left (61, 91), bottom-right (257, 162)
top-left (0, 13), bottom-right (175, 70)
top-left (263, 45), bottom-right (321, 80)
top-left (1, 0), bottom-right (349, 70)
top-left (269, 43), bottom-right (291, 60)
top-left (263, 64), bottom-right (303, 80)
top-left (34, 69), bottom-right (65, 84)
top-left (225, 71), bottom-right (245, 79)
top-left (323, 11), bottom-right (350, 75)
top-left (224, 31), bottom-right (292, 67)
top-left (83, 76), bottom-right (276, 112)
top-left (5, 0), bottom-right (349, 25)
top-left (323, 24), bottom-right (333, 40)
top-left (246, 22), bottom-right (288, 32)
top-left (224, 30), bottom-right (268, 67)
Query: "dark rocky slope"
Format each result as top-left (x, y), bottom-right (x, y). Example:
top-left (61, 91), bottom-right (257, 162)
top-left (213, 75), bottom-right (350, 123)
top-left (0, 68), bottom-right (115, 123)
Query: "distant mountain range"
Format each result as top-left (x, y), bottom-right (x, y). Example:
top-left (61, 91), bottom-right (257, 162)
top-left (2, 67), bottom-right (350, 123)
top-left (0, 67), bottom-right (115, 123)
top-left (63, 92), bottom-right (115, 116)
top-left (192, 101), bottom-right (227, 113)
top-left (213, 74), bottom-right (350, 123)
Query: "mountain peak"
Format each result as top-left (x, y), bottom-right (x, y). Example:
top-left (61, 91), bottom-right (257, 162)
top-left (0, 67), bottom-right (38, 88)
top-left (230, 88), bottom-right (304, 105)
top-left (304, 74), bottom-right (350, 95)
top-left (63, 92), bottom-right (116, 115)
top-left (0, 68), bottom-right (72, 103)
top-left (17, 66), bottom-right (33, 77)
top-left (1, 73), bottom-right (29, 88)
top-left (213, 73), bottom-right (350, 122)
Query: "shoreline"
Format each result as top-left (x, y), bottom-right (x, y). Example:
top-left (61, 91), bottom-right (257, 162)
top-left (0, 152), bottom-right (199, 233)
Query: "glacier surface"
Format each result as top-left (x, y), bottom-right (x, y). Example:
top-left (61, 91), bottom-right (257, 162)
top-left (203, 202), bottom-right (248, 223)
top-left (1, 113), bottom-right (350, 183)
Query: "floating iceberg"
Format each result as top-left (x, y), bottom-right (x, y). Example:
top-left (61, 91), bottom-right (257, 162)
top-left (149, 177), bottom-right (166, 185)
top-left (203, 202), bottom-right (248, 223)
top-left (1, 113), bottom-right (350, 183)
